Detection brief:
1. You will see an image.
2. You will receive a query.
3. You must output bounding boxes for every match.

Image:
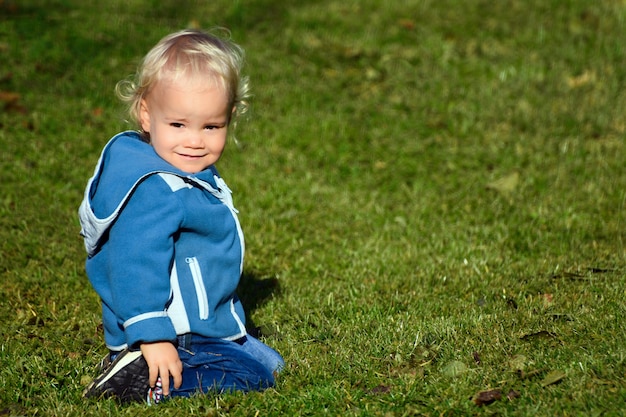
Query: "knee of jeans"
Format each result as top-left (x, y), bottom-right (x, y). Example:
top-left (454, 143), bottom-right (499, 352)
top-left (274, 356), bottom-right (285, 373)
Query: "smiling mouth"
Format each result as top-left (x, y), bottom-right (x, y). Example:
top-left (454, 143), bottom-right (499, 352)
top-left (178, 153), bottom-right (206, 159)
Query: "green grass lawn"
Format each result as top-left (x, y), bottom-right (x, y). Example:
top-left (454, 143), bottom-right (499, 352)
top-left (2, 0), bottom-right (626, 415)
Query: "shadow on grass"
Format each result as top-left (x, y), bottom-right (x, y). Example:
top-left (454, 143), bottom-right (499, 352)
top-left (237, 270), bottom-right (281, 338)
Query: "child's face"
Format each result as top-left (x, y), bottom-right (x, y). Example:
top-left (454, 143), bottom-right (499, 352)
top-left (139, 76), bottom-right (231, 174)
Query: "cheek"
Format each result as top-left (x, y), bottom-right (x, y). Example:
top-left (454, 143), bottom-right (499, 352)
top-left (216, 138), bottom-right (228, 153)
top-left (210, 133), bottom-right (228, 150)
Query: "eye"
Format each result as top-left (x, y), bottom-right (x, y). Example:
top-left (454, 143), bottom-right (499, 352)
top-left (204, 124), bottom-right (221, 130)
top-left (170, 122), bottom-right (184, 128)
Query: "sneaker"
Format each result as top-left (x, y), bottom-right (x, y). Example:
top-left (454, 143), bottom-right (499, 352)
top-left (96, 352), bottom-right (114, 372)
top-left (83, 349), bottom-right (150, 403)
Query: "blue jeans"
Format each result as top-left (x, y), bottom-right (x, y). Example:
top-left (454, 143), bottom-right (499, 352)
top-left (170, 334), bottom-right (284, 397)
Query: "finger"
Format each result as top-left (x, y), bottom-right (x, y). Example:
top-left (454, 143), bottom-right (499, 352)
top-left (160, 366), bottom-right (170, 395)
top-left (173, 366), bottom-right (183, 389)
top-left (148, 364), bottom-right (158, 389)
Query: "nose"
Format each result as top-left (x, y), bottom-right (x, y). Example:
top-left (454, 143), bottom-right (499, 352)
top-left (184, 130), bottom-right (203, 148)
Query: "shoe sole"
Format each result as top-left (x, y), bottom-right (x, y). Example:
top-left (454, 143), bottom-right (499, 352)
top-left (84, 350), bottom-right (150, 403)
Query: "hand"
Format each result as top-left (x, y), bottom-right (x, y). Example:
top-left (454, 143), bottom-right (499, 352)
top-left (140, 341), bottom-right (183, 396)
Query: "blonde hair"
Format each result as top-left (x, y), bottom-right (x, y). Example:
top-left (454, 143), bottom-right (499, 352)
top-left (116, 28), bottom-right (249, 132)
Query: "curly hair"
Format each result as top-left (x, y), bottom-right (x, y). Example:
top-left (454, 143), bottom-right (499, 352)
top-left (116, 28), bottom-right (250, 133)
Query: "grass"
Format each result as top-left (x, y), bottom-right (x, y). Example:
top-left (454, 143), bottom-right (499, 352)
top-left (1, 0), bottom-right (626, 415)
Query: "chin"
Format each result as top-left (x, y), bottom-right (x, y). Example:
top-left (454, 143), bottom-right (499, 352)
top-left (181, 165), bottom-right (209, 174)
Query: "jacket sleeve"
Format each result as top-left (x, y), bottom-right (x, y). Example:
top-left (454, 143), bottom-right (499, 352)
top-left (105, 174), bottom-right (183, 347)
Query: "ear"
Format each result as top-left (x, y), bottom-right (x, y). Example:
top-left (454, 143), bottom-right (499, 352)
top-left (139, 99), bottom-right (151, 132)
top-left (228, 105), bottom-right (237, 124)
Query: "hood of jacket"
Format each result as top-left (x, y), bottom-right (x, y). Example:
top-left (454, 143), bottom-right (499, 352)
top-left (78, 130), bottom-right (220, 256)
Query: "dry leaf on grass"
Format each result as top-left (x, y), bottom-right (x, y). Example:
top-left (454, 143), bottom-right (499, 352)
top-left (443, 360), bottom-right (468, 377)
top-left (368, 384), bottom-right (391, 395)
top-left (0, 91), bottom-right (20, 104)
top-left (520, 330), bottom-right (557, 341)
top-left (486, 172), bottom-right (519, 194)
top-left (507, 389), bottom-right (521, 400)
top-left (473, 388), bottom-right (521, 406)
top-left (541, 370), bottom-right (566, 387)
top-left (473, 389), bottom-right (501, 406)
top-left (0, 90), bottom-right (27, 113)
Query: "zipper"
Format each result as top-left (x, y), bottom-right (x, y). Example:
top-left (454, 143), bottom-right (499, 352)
top-left (184, 175), bottom-right (245, 274)
top-left (186, 257), bottom-right (209, 320)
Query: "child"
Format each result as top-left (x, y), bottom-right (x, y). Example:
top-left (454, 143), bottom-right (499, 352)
top-left (79, 29), bottom-right (284, 404)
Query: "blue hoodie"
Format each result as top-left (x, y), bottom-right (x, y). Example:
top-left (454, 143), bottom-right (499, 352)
top-left (78, 131), bottom-right (246, 351)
